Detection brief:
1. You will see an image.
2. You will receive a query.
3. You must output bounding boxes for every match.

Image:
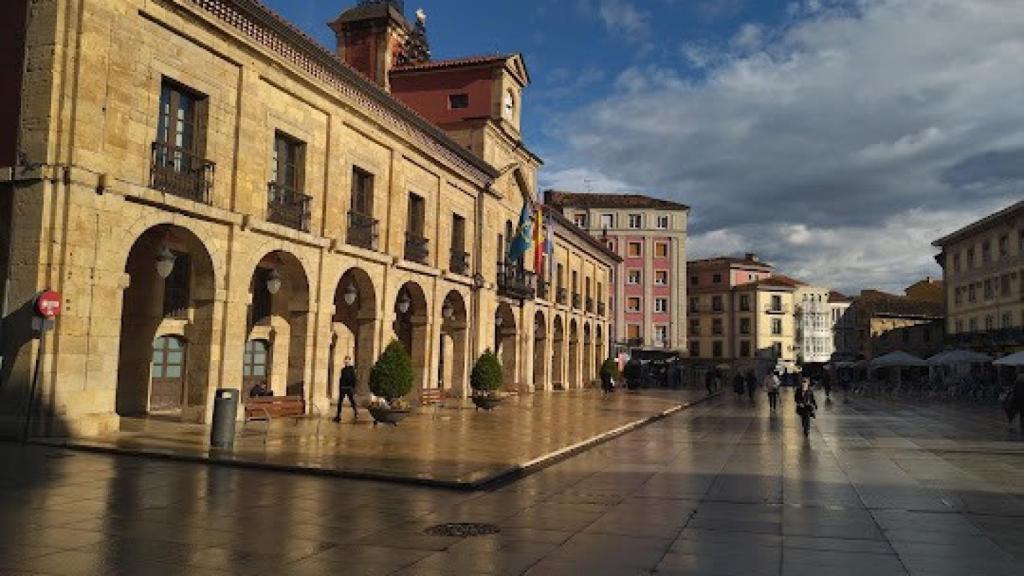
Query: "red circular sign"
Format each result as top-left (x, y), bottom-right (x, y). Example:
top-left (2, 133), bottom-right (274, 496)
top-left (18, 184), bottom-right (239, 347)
top-left (35, 290), bottom-right (62, 318)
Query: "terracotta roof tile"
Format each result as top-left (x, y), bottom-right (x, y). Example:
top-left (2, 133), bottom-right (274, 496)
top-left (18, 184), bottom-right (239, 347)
top-left (828, 290), bottom-right (853, 303)
top-left (853, 291), bottom-right (944, 319)
top-left (544, 190), bottom-right (690, 211)
top-left (689, 256), bottom-right (773, 269)
top-left (391, 54), bottom-right (516, 73)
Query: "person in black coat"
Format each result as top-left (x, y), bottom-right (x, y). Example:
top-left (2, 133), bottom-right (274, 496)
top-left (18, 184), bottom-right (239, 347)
top-left (794, 377), bottom-right (818, 437)
top-left (745, 370), bottom-right (757, 401)
top-left (733, 372), bottom-right (745, 399)
top-left (333, 356), bottom-right (359, 423)
top-left (1010, 375), bottom-right (1024, 432)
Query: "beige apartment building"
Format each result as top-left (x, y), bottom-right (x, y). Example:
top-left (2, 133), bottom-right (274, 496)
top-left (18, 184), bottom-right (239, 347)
top-left (545, 192), bottom-right (689, 350)
top-left (687, 256), bottom-right (798, 374)
top-left (933, 200), bottom-right (1024, 353)
top-left (0, 0), bottom-right (615, 437)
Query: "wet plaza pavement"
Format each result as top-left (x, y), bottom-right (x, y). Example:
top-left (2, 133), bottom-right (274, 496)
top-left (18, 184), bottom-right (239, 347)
top-left (2, 392), bottom-right (1023, 575)
top-left (34, 390), bottom-right (705, 487)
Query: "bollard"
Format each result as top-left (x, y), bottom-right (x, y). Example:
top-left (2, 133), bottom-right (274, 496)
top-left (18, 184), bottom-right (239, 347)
top-left (210, 388), bottom-right (239, 449)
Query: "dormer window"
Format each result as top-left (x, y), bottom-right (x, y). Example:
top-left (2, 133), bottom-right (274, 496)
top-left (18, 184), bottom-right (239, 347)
top-left (449, 93), bottom-right (469, 109)
top-left (503, 90), bottom-right (515, 120)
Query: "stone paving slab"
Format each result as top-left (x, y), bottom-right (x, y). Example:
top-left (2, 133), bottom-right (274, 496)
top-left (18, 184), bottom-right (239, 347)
top-left (32, 389), bottom-right (712, 488)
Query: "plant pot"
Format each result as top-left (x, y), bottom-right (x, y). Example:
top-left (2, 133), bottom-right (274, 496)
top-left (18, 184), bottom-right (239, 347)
top-left (472, 395), bottom-right (503, 411)
top-left (368, 405), bottom-right (410, 426)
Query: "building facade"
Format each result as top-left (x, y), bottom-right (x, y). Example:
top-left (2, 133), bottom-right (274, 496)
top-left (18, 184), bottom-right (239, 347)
top-left (932, 201), bottom-right (1024, 353)
top-left (828, 291), bottom-right (857, 361)
top-left (848, 290), bottom-right (944, 360)
top-left (794, 284), bottom-right (834, 364)
top-left (0, 0), bottom-right (615, 437)
top-left (687, 256), bottom-right (798, 373)
top-left (544, 191), bottom-right (689, 350)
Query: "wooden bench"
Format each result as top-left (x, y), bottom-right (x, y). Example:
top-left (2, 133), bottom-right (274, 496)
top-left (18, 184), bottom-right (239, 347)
top-left (420, 388), bottom-right (445, 417)
top-left (244, 395), bottom-right (322, 440)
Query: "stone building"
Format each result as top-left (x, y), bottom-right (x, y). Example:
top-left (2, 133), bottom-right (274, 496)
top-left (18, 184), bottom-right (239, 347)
top-left (848, 290), bottom-right (944, 360)
top-left (687, 255), bottom-right (798, 374)
top-left (0, 0), bottom-right (615, 437)
top-left (932, 200), bottom-right (1024, 354)
top-left (828, 291), bottom-right (857, 361)
top-left (544, 191), bottom-right (689, 350)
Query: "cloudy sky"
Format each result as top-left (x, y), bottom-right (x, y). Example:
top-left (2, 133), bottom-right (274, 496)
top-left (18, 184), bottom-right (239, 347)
top-left (267, 0), bottom-right (1023, 294)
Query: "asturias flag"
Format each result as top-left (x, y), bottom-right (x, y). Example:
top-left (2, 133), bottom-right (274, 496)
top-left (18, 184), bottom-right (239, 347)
top-left (507, 201), bottom-right (533, 261)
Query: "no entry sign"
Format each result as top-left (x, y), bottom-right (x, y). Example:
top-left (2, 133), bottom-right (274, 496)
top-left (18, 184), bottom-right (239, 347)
top-left (34, 290), bottom-right (62, 319)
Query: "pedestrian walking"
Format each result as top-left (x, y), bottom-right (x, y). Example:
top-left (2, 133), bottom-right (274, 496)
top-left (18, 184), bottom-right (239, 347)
top-left (733, 372), bottom-right (745, 399)
top-left (600, 366), bottom-right (614, 396)
top-left (333, 356), bottom-right (359, 423)
top-left (763, 371), bottom-right (781, 411)
top-left (704, 370), bottom-right (715, 395)
top-left (795, 377), bottom-right (817, 437)
top-left (821, 370), bottom-right (833, 401)
top-left (745, 370), bottom-right (757, 402)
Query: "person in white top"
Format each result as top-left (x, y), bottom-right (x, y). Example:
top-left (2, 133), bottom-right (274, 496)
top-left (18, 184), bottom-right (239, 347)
top-left (763, 371), bottom-right (781, 412)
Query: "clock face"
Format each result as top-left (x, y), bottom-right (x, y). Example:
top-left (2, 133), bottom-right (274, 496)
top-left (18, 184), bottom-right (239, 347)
top-left (503, 90), bottom-right (515, 120)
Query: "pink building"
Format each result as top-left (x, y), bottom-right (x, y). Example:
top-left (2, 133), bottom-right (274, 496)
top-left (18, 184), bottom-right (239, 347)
top-left (545, 191), bottom-right (690, 350)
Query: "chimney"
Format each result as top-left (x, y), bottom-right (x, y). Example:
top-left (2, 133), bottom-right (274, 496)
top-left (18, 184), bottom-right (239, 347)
top-left (745, 253), bottom-right (759, 262)
top-left (329, 1), bottom-right (414, 90)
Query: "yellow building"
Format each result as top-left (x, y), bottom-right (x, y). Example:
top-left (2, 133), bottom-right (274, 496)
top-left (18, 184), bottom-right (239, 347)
top-left (933, 200), bottom-right (1024, 353)
top-left (687, 256), bottom-right (798, 373)
top-left (0, 0), bottom-right (616, 437)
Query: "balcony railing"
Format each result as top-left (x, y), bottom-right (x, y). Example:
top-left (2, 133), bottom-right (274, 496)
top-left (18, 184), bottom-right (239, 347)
top-left (572, 293), bottom-right (581, 309)
top-left (267, 182), bottom-right (311, 232)
top-left (449, 250), bottom-right (470, 275)
top-left (556, 287), bottom-right (567, 305)
top-left (497, 261), bottom-right (536, 300)
top-left (404, 232), bottom-right (430, 264)
top-left (597, 300), bottom-right (606, 316)
top-left (765, 304), bottom-right (789, 314)
top-left (536, 279), bottom-right (549, 300)
top-left (347, 210), bottom-right (378, 250)
top-left (150, 142), bottom-right (214, 203)
top-left (585, 296), bottom-right (594, 313)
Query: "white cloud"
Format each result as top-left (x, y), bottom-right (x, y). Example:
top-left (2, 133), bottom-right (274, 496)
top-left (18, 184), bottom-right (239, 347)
top-left (546, 0), bottom-right (1024, 293)
top-left (731, 23), bottom-right (764, 51)
top-left (596, 0), bottom-right (650, 38)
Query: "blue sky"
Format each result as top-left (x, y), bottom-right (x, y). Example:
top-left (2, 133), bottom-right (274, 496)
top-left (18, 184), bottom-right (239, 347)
top-left (264, 1), bottom-right (1024, 294)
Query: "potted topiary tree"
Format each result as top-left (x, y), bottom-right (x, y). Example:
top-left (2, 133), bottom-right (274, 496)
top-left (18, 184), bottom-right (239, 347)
top-left (623, 359), bottom-right (643, 390)
top-left (599, 358), bottom-right (620, 394)
top-left (470, 349), bottom-right (504, 410)
top-left (367, 340), bottom-right (415, 426)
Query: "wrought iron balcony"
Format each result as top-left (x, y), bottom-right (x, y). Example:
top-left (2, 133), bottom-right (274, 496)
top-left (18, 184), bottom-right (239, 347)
top-left (497, 261), bottom-right (536, 300)
top-left (449, 250), bottom-right (470, 275)
top-left (267, 182), bottom-right (311, 232)
top-left (150, 141), bottom-right (214, 203)
top-left (764, 304), bottom-right (789, 314)
top-left (536, 279), bottom-right (549, 300)
top-left (585, 296), bottom-right (594, 313)
top-left (572, 293), bottom-right (581, 309)
top-left (347, 210), bottom-right (378, 250)
top-left (404, 232), bottom-right (430, 264)
top-left (556, 287), bottom-right (567, 305)
top-left (597, 300), bottom-right (606, 316)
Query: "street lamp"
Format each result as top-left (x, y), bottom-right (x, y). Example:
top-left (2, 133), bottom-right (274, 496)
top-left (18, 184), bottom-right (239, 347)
top-left (343, 282), bottom-right (358, 306)
top-left (266, 269), bottom-right (282, 295)
top-left (397, 288), bottom-right (411, 314)
top-left (155, 246), bottom-right (176, 279)
top-left (495, 313), bottom-right (504, 328)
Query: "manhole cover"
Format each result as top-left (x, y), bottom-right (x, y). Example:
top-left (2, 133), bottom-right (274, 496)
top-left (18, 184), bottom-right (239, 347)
top-left (424, 523), bottom-right (501, 537)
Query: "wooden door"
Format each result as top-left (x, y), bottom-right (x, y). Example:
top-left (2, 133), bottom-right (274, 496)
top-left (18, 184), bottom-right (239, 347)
top-left (150, 336), bottom-right (186, 412)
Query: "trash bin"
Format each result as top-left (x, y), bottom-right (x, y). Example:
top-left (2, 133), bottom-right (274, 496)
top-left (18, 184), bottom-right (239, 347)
top-left (210, 388), bottom-right (239, 449)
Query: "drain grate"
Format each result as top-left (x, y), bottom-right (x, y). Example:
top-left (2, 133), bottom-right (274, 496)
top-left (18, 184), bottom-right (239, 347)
top-left (424, 523), bottom-right (501, 537)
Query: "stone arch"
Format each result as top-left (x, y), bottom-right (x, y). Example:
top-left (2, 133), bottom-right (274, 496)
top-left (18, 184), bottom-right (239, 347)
top-left (330, 266), bottom-right (378, 398)
top-left (439, 290), bottom-right (469, 396)
top-left (551, 315), bottom-right (565, 390)
top-left (569, 318), bottom-right (580, 389)
top-left (116, 224), bottom-right (217, 420)
top-left (393, 280), bottom-right (430, 395)
top-left (246, 250), bottom-right (311, 399)
top-left (533, 310), bottom-right (547, 391)
top-left (495, 302), bottom-right (518, 391)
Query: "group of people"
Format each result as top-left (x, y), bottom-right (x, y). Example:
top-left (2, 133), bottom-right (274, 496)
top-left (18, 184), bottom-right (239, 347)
top-left (711, 368), bottom-right (821, 437)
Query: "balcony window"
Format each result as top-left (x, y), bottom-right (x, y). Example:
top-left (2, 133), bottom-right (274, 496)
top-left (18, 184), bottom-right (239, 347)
top-left (655, 270), bottom-right (668, 285)
top-left (573, 213), bottom-right (587, 227)
top-left (600, 214), bottom-right (614, 228)
top-left (627, 324), bottom-right (642, 340)
top-left (772, 318), bottom-right (783, 336)
top-left (627, 270), bottom-right (641, 285)
top-left (450, 213), bottom-right (469, 275)
top-left (152, 80), bottom-right (213, 202)
top-left (268, 131), bottom-right (310, 231)
top-left (712, 319), bottom-right (723, 336)
top-left (656, 215), bottom-right (669, 229)
top-left (626, 297), bottom-right (641, 312)
top-left (655, 298), bottom-right (668, 313)
top-left (497, 261), bottom-right (536, 300)
top-left (740, 318), bottom-right (751, 335)
top-left (999, 235), bottom-right (1009, 257)
top-left (627, 242), bottom-right (642, 257)
top-left (712, 295), bottom-right (723, 312)
top-left (690, 319), bottom-right (700, 335)
top-left (347, 167), bottom-right (377, 249)
top-left (628, 214), bottom-right (642, 229)
top-left (655, 242), bottom-right (669, 258)
top-left (739, 294), bottom-right (751, 312)
top-left (405, 192), bottom-right (429, 263)
top-left (770, 294), bottom-right (783, 312)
